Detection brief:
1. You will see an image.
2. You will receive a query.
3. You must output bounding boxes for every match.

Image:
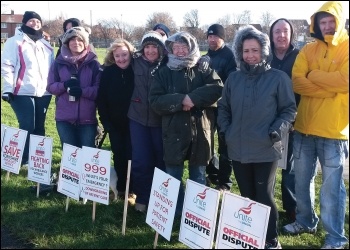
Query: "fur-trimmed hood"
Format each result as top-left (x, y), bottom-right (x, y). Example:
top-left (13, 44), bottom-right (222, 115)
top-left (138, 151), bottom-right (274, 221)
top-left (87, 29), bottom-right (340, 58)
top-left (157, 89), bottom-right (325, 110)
top-left (232, 25), bottom-right (272, 69)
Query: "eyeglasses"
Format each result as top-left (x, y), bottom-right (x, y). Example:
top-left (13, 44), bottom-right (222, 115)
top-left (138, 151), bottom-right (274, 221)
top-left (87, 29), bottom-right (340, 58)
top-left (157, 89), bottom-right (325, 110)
top-left (172, 45), bottom-right (189, 51)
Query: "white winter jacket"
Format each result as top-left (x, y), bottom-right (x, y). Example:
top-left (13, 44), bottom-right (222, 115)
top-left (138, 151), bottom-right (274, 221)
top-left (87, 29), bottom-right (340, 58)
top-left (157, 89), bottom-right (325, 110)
top-left (1, 27), bottom-right (54, 96)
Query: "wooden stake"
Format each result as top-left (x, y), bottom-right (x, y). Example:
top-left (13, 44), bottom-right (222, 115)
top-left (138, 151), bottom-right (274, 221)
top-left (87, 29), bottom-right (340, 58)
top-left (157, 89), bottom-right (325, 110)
top-left (65, 197), bottom-right (70, 212)
top-left (122, 160), bottom-right (132, 235)
top-left (5, 171), bottom-right (10, 181)
top-left (153, 232), bottom-right (159, 249)
top-left (36, 183), bottom-right (40, 198)
top-left (92, 201), bottom-right (96, 222)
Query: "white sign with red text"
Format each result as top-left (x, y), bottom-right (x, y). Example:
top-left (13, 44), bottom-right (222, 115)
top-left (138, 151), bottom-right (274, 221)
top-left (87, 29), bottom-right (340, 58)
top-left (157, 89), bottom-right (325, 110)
top-left (179, 180), bottom-right (220, 249)
top-left (27, 135), bottom-right (53, 185)
top-left (79, 146), bottom-right (111, 205)
top-left (215, 192), bottom-right (270, 249)
top-left (57, 143), bottom-right (82, 201)
top-left (1, 127), bottom-right (28, 174)
top-left (146, 167), bottom-right (180, 241)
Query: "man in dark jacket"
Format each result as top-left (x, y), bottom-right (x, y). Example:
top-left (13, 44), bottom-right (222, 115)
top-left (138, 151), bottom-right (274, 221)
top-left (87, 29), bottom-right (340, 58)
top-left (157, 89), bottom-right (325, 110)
top-left (269, 18), bottom-right (300, 222)
top-left (205, 24), bottom-right (237, 192)
top-left (56, 18), bottom-right (81, 58)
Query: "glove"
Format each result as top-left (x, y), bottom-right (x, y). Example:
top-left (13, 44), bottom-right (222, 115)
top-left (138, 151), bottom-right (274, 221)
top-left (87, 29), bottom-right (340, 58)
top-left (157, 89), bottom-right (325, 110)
top-left (2, 92), bottom-right (14, 103)
top-left (68, 86), bottom-right (82, 99)
top-left (64, 78), bottom-right (80, 89)
top-left (219, 132), bottom-right (225, 142)
top-left (269, 131), bottom-right (281, 143)
top-left (198, 55), bottom-right (210, 73)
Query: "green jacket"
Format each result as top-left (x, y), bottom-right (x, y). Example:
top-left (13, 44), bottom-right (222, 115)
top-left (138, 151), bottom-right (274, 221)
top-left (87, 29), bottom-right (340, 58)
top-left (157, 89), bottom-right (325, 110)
top-left (149, 66), bottom-right (223, 166)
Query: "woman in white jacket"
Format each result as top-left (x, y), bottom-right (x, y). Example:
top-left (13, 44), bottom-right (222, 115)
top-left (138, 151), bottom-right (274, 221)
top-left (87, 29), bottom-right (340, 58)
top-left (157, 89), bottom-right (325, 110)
top-left (1, 11), bottom-right (54, 166)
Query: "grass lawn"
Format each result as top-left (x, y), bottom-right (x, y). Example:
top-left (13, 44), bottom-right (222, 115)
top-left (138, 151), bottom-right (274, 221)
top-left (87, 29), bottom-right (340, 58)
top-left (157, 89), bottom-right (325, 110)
top-left (1, 47), bottom-right (349, 249)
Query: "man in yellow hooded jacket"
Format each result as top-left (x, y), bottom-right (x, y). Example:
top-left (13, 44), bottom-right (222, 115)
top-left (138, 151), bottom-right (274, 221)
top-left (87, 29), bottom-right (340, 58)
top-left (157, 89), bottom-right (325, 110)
top-left (283, 2), bottom-right (348, 249)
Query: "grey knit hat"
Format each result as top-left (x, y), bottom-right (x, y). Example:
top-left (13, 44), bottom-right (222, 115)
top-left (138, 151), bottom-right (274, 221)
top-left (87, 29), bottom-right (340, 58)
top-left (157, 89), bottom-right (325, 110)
top-left (62, 26), bottom-right (89, 46)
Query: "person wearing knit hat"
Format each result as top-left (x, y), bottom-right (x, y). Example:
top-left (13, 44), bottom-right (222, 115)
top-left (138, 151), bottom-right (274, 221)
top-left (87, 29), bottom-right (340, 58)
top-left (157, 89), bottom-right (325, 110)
top-left (56, 18), bottom-right (82, 58)
top-left (128, 30), bottom-right (167, 213)
top-left (47, 22), bottom-right (102, 153)
top-left (138, 30), bottom-right (165, 63)
top-left (22, 11), bottom-right (42, 24)
top-left (149, 31), bottom-right (223, 216)
top-left (153, 23), bottom-right (170, 42)
top-left (207, 24), bottom-right (225, 40)
top-left (204, 23), bottom-right (236, 193)
top-left (61, 26), bottom-right (90, 48)
top-left (1, 10), bottom-right (53, 168)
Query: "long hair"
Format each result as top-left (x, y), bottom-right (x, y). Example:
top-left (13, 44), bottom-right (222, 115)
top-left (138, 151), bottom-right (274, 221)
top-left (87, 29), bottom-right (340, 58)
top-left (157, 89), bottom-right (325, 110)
top-left (103, 39), bottom-right (135, 66)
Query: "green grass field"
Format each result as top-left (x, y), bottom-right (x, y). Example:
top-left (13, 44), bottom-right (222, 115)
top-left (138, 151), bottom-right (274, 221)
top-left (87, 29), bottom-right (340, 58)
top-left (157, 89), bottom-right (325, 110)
top-left (1, 47), bottom-right (349, 249)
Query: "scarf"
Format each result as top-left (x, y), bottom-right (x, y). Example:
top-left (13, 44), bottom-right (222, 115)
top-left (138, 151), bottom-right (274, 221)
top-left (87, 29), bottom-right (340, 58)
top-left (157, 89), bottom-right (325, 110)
top-left (21, 24), bottom-right (43, 42)
top-left (61, 45), bottom-right (89, 64)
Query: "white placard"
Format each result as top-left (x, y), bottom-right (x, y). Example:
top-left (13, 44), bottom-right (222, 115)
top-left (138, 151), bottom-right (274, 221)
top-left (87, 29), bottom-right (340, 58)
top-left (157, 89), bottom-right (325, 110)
top-left (215, 192), bottom-right (270, 249)
top-left (179, 180), bottom-right (220, 249)
top-left (79, 146), bottom-right (111, 205)
top-left (1, 127), bottom-right (28, 174)
top-left (146, 167), bottom-right (181, 241)
top-left (57, 143), bottom-right (82, 201)
top-left (27, 135), bottom-right (53, 185)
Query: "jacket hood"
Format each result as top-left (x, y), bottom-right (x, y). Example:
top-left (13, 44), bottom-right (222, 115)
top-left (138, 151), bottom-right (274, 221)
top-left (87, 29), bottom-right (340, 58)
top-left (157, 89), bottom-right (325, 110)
top-left (232, 25), bottom-right (272, 69)
top-left (269, 18), bottom-right (296, 50)
top-left (310, 1), bottom-right (348, 46)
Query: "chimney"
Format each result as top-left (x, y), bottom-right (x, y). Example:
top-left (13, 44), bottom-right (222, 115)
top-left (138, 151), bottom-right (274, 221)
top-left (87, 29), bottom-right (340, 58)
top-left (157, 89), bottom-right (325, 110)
top-left (11, 10), bottom-right (14, 15)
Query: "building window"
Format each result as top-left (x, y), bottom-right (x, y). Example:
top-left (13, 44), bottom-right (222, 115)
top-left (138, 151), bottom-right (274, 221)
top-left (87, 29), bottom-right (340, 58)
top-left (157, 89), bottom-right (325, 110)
top-left (1, 23), bottom-right (7, 28)
top-left (1, 33), bottom-right (8, 39)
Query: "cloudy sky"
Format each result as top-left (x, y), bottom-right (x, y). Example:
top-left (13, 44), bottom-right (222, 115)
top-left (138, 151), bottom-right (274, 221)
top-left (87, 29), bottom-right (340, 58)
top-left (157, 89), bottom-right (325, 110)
top-left (2, 1), bottom-right (349, 27)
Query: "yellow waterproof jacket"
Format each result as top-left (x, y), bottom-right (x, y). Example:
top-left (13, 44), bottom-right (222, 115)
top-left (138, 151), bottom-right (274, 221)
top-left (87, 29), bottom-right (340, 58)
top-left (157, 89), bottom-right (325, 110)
top-left (292, 1), bottom-right (349, 139)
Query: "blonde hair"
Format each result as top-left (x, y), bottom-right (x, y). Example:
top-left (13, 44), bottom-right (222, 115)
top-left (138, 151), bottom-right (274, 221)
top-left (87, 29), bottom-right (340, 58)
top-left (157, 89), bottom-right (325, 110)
top-left (104, 39), bottom-right (135, 66)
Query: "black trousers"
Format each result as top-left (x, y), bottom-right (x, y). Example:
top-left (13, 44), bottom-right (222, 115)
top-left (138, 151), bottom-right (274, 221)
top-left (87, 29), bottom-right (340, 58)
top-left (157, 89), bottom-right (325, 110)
top-left (109, 127), bottom-right (132, 193)
top-left (232, 160), bottom-right (279, 241)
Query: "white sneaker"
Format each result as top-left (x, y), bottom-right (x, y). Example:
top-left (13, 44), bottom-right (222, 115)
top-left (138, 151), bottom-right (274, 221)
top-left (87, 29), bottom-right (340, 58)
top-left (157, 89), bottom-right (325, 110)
top-left (283, 221), bottom-right (316, 234)
top-left (321, 243), bottom-right (345, 249)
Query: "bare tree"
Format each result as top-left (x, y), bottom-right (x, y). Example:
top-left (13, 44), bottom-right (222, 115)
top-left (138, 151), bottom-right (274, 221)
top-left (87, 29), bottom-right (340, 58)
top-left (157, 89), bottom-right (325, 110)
top-left (1, 3), bottom-right (10, 14)
top-left (183, 9), bottom-right (200, 28)
top-left (259, 11), bottom-right (275, 34)
top-left (145, 12), bottom-right (177, 34)
top-left (232, 10), bottom-right (252, 24)
top-left (216, 14), bottom-right (231, 27)
top-left (95, 18), bottom-right (119, 48)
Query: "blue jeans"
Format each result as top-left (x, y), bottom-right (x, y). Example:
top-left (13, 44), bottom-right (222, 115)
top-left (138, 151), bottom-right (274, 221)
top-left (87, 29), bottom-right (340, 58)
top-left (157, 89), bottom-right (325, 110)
top-left (294, 131), bottom-right (348, 247)
top-left (166, 164), bottom-right (206, 216)
top-left (129, 120), bottom-right (165, 205)
top-left (56, 121), bottom-right (96, 148)
top-left (10, 95), bottom-right (52, 164)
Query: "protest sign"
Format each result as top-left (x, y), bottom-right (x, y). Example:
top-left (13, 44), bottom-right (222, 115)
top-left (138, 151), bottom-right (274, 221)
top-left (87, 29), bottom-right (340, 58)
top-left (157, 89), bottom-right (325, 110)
top-left (215, 193), bottom-right (270, 249)
top-left (1, 127), bottom-right (28, 174)
top-left (179, 180), bottom-right (220, 249)
top-left (146, 167), bottom-right (180, 241)
top-left (57, 143), bottom-right (81, 201)
top-left (79, 146), bottom-right (111, 205)
top-left (27, 135), bottom-right (53, 185)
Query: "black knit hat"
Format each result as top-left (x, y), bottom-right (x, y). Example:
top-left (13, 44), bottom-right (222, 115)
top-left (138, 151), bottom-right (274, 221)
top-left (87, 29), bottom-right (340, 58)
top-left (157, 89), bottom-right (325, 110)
top-left (207, 24), bottom-right (225, 40)
top-left (22, 11), bottom-right (42, 24)
top-left (63, 18), bottom-right (81, 32)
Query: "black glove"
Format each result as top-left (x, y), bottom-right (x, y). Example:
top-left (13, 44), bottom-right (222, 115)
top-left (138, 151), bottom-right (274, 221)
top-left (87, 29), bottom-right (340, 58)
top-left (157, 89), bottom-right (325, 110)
top-left (269, 131), bottom-right (281, 143)
top-left (68, 86), bottom-right (82, 99)
top-left (198, 55), bottom-right (210, 73)
top-left (2, 92), bottom-right (14, 103)
top-left (64, 78), bottom-right (80, 89)
top-left (219, 132), bottom-right (225, 142)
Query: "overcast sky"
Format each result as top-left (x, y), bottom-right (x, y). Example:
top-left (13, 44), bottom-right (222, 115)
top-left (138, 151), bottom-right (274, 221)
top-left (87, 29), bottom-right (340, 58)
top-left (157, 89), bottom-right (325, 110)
top-left (3, 1), bottom-right (349, 27)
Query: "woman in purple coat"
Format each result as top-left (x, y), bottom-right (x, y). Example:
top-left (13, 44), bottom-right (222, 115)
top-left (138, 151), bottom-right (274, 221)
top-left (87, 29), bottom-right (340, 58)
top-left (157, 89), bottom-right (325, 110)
top-left (47, 27), bottom-right (102, 148)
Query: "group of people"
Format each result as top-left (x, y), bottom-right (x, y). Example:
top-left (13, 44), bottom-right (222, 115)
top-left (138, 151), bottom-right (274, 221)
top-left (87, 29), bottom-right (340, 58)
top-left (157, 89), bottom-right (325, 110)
top-left (1, 1), bottom-right (348, 249)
